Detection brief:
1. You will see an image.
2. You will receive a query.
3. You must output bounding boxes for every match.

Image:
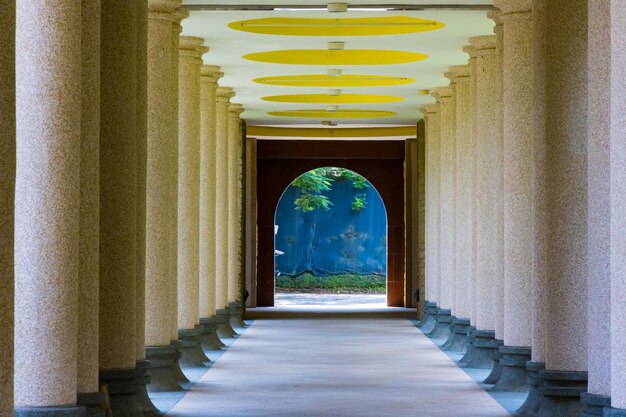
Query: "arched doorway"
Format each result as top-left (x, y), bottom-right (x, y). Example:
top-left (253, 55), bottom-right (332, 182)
top-left (255, 140), bottom-right (405, 307)
top-left (274, 167), bottom-right (388, 305)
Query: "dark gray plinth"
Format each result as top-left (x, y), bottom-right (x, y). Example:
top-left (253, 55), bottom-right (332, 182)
top-left (516, 361), bottom-right (545, 416)
top-left (228, 300), bottom-right (247, 329)
top-left (442, 317), bottom-right (471, 352)
top-left (99, 367), bottom-right (145, 417)
top-left (580, 393), bottom-right (610, 417)
top-left (533, 369), bottom-right (587, 417)
top-left (426, 308), bottom-right (452, 340)
top-left (420, 304), bottom-right (439, 334)
top-left (178, 328), bottom-right (211, 369)
top-left (483, 340), bottom-right (503, 384)
top-left (145, 344), bottom-right (184, 392)
top-left (605, 408), bottom-right (626, 417)
top-left (417, 301), bottom-right (437, 328)
top-left (77, 391), bottom-right (106, 417)
top-left (134, 360), bottom-right (161, 417)
top-left (216, 308), bottom-right (238, 338)
top-left (461, 329), bottom-right (500, 369)
top-left (459, 327), bottom-right (476, 365)
top-left (15, 406), bottom-right (85, 417)
top-left (197, 316), bottom-right (226, 351)
top-left (489, 345), bottom-right (531, 391)
top-left (170, 340), bottom-right (190, 384)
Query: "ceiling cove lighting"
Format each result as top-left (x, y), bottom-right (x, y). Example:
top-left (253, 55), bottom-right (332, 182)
top-left (261, 93), bottom-right (404, 104)
top-left (253, 74), bottom-right (416, 87)
top-left (267, 109), bottom-right (396, 118)
top-left (227, 16), bottom-right (445, 36)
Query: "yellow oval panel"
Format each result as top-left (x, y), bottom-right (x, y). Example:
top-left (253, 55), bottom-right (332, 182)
top-left (243, 50), bottom-right (428, 65)
top-left (268, 109), bottom-right (396, 118)
top-left (254, 74), bottom-right (415, 87)
top-left (228, 16), bottom-right (444, 36)
top-left (262, 94), bottom-right (404, 104)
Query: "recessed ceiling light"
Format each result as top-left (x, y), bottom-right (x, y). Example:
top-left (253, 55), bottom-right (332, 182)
top-left (327, 68), bottom-right (343, 77)
top-left (328, 41), bottom-right (345, 50)
top-left (328, 89), bottom-right (342, 96)
top-left (327, 2), bottom-right (348, 13)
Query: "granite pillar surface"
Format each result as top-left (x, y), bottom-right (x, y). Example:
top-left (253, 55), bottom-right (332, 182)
top-left (0, 1), bottom-right (15, 416)
top-left (228, 104), bottom-right (244, 304)
top-left (15, 0), bottom-right (81, 412)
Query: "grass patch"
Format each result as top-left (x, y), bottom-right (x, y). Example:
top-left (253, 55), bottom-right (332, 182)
top-left (275, 272), bottom-right (386, 294)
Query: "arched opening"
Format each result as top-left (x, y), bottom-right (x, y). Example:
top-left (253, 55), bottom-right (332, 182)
top-left (273, 167), bottom-right (388, 307)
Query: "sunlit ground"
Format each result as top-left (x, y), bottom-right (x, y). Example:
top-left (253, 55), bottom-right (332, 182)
top-left (274, 293), bottom-right (387, 308)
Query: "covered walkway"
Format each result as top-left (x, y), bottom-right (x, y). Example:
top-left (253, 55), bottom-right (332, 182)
top-left (167, 317), bottom-right (511, 417)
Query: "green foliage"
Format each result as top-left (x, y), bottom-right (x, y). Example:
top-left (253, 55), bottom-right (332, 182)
top-left (290, 167), bottom-right (371, 213)
top-left (275, 273), bottom-right (386, 293)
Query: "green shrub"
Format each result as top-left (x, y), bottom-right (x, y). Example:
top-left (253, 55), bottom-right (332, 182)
top-left (275, 272), bottom-right (386, 293)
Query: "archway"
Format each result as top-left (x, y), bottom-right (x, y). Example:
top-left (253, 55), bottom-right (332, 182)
top-left (274, 167), bottom-right (388, 306)
top-left (255, 140), bottom-right (405, 307)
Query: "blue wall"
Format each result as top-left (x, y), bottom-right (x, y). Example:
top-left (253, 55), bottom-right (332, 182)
top-left (274, 178), bottom-right (387, 276)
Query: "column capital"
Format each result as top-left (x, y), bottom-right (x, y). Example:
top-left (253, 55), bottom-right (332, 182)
top-left (148, 0), bottom-right (181, 19)
top-left (217, 86), bottom-right (235, 101)
top-left (179, 36), bottom-right (208, 58)
top-left (201, 65), bottom-right (223, 83)
top-left (431, 86), bottom-right (451, 101)
top-left (493, 0), bottom-right (532, 17)
top-left (463, 44), bottom-right (477, 59)
top-left (173, 7), bottom-right (189, 26)
top-left (229, 103), bottom-right (244, 115)
top-left (449, 64), bottom-right (470, 79)
top-left (469, 35), bottom-right (497, 56)
top-left (420, 103), bottom-right (439, 117)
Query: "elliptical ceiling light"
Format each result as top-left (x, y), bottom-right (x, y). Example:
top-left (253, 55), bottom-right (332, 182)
top-left (253, 74), bottom-right (415, 87)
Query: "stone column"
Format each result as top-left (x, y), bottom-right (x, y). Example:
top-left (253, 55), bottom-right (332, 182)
top-left (177, 36), bottom-right (210, 369)
top-left (465, 34), bottom-right (504, 378)
top-left (198, 65), bottom-right (226, 350)
top-left (419, 103), bottom-right (440, 334)
top-left (227, 103), bottom-right (246, 330)
top-left (215, 86), bottom-right (238, 338)
top-left (442, 65), bottom-right (472, 352)
top-left (145, 0), bottom-right (185, 392)
top-left (0, 2), bottom-right (15, 417)
top-left (531, 1), bottom-right (589, 415)
top-left (76, 1), bottom-right (105, 415)
top-left (607, 5), bottom-right (626, 416)
top-left (14, 2), bottom-right (82, 416)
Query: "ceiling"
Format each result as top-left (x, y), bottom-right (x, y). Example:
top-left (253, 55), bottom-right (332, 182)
top-left (181, 1), bottom-right (495, 126)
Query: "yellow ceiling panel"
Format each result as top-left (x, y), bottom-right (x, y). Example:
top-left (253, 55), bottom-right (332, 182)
top-left (254, 74), bottom-right (416, 87)
top-left (243, 49), bottom-right (428, 65)
top-left (262, 94), bottom-right (404, 104)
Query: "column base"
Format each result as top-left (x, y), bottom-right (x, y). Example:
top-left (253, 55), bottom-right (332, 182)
top-left (198, 317), bottom-right (226, 350)
top-left (170, 340), bottom-right (190, 384)
top-left (533, 369), bottom-right (587, 417)
top-left (145, 344), bottom-right (184, 392)
top-left (216, 308), bottom-right (238, 338)
top-left (441, 317), bottom-right (471, 352)
top-left (461, 329), bottom-right (500, 369)
top-left (483, 340), bottom-right (503, 384)
top-left (15, 406), bottom-right (85, 417)
top-left (178, 328), bottom-right (211, 368)
top-left (134, 360), bottom-right (161, 417)
top-left (458, 327), bottom-right (476, 364)
top-left (420, 304), bottom-right (439, 334)
top-left (515, 361), bottom-right (545, 416)
top-left (580, 393), bottom-right (610, 416)
top-left (605, 408), bottom-right (626, 417)
top-left (488, 345), bottom-right (531, 391)
top-left (77, 392), bottom-right (106, 417)
top-left (228, 300), bottom-right (246, 329)
top-left (99, 366), bottom-right (145, 417)
top-left (426, 308), bottom-right (452, 339)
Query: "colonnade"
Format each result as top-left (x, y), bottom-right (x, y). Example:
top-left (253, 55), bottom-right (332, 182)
top-left (0, 2), bottom-right (245, 417)
top-left (421, 1), bottom-right (626, 416)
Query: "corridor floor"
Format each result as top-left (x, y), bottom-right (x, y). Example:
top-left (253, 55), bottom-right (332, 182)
top-left (166, 318), bottom-right (513, 417)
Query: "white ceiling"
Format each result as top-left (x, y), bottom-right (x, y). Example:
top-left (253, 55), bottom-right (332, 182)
top-left (181, 2), bottom-right (495, 126)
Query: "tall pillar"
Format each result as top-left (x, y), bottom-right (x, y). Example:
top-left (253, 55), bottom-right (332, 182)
top-left (215, 86), bottom-right (238, 338)
top-left (419, 103), bottom-right (440, 333)
top-left (76, 1), bottom-right (104, 415)
top-left (14, 2), bottom-right (82, 416)
top-left (607, 4), bottom-right (626, 416)
top-left (532, 1), bottom-right (589, 415)
top-left (227, 103), bottom-right (246, 329)
top-left (145, 0), bottom-right (185, 392)
top-left (0, 2), bottom-right (15, 417)
top-left (198, 65), bottom-right (226, 350)
top-left (177, 36), bottom-right (210, 369)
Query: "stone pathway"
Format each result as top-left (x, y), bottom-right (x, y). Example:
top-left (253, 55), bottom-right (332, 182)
top-left (275, 292), bottom-right (387, 307)
top-left (166, 318), bottom-right (512, 417)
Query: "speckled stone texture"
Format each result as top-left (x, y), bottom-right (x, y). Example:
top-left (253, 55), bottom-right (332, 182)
top-left (99, 0), bottom-right (139, 371)
top-left (449, 65), bottom-right (473, 321)
top-left (15, 0), bottom-right (81, 407)
top-left (228, 104), bottom-right (244, 303)
top-left (178, 36), bottom-right (208, 331)
top-left (493, 0), bottom-right (533, 348)
top-left (469, 35), bottom-right (501, 335)
top-left (146, 0), bottom-right (180, 347)
top-left (0, 1), bottom-right (15, 416)
top-left (432, 86), bottom-right (455, 311)
top-left (78, 0), bottom-right (100, 395)
top-left (586, 0), bottom-right (611, 398)
top-left (215, 87), bottom-right (235, 310)
top-left (199, 65), bottom-right (223, 319)
top-left (421, 104), bottom-right (440, 306)
top-left (533, 0), bottom-right (588, 372)
top-left (610, 1), bottom-right (626, 409)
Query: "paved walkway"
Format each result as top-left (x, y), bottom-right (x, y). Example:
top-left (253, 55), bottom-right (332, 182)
top-left (275, 293), bottom-right (387, 307)
top-left (166, 318), bottom-right (512, 417)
